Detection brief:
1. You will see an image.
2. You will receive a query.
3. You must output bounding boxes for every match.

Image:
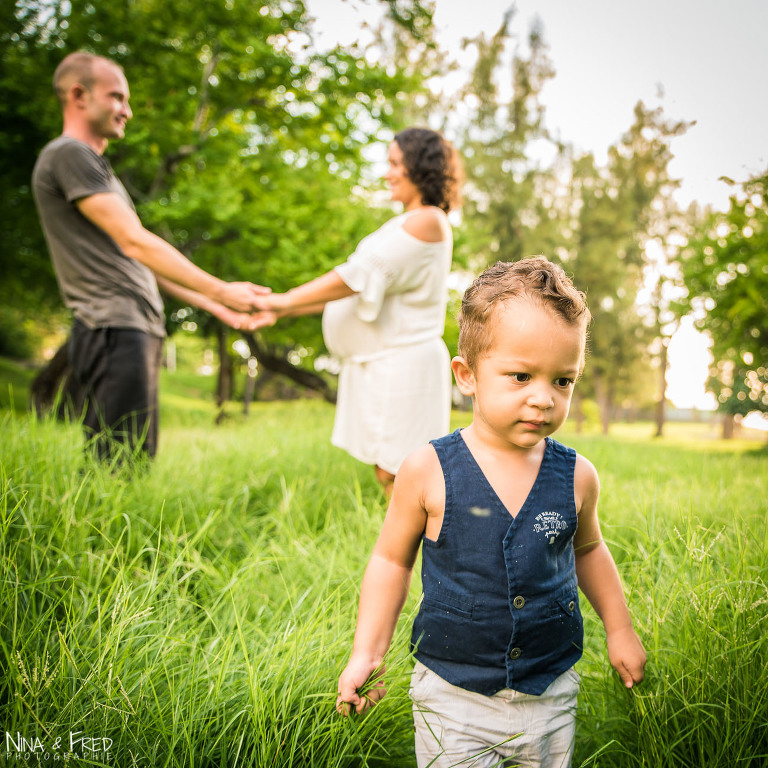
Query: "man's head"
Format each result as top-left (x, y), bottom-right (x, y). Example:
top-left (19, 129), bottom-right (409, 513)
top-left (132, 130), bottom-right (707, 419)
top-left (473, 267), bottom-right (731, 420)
top-left (55, 52), bottom-right (132, 148)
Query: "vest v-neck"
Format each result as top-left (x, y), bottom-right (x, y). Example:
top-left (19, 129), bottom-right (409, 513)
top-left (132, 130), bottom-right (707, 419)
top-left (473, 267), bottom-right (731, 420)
top-left (456, 431), bottom-right (550, 519)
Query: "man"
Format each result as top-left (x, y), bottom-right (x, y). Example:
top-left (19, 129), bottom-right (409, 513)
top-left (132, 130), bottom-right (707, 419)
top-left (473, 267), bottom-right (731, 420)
top-left (32, 51), bottom-right (267, 460)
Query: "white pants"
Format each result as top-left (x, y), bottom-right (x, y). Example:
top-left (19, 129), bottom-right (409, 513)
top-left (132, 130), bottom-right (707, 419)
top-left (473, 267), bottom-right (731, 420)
top-left (410, 661), bottom-right (579, 768)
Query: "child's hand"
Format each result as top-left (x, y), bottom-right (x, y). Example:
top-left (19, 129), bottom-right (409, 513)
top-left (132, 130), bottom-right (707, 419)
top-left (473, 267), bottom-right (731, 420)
top-left (336, 657), bottom-right (386, 716)
top-left (606, 625), bottom-right (647, 688)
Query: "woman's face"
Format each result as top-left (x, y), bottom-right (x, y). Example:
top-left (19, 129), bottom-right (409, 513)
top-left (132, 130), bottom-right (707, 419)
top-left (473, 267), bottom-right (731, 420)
top-left (384, 141), bottom-right (422, 209)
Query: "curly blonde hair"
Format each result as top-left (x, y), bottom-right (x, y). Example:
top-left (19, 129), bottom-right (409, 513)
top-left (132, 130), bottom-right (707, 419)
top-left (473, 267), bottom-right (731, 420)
top-left (458, 257), bottom-right (591, 368)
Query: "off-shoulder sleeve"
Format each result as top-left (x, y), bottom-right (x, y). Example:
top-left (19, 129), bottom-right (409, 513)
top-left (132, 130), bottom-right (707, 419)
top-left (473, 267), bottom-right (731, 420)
top-left (334, 223), bottom-right (436, 322)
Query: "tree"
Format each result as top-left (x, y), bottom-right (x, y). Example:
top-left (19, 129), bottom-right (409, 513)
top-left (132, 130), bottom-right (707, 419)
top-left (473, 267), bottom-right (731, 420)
top-left (566, 102), bottom-right (689, 433)
top-left (454, 11), bottom-right (557, 271)
top-left (4, 0), bottom-right (432, 405)
top-left (440, 19), bottom-right (692, 436)
top-left (678, 171), bottom-right (768, 437)
top-left (0, 0), bottom-right (72, 349)
top-left (642, 206), bottom-right (697, 437)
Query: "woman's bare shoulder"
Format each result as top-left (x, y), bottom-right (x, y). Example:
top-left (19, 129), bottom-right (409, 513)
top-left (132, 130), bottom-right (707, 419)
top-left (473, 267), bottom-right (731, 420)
top-left (401, 207), bottom-right (448, 243)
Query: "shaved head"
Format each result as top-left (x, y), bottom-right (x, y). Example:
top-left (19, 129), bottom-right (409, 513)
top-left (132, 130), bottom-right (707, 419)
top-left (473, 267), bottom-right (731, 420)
top-left (53, 51), bottom-right (123, 107)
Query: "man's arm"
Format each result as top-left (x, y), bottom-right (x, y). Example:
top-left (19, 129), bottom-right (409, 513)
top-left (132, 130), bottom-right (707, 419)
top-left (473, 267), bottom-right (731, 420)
top-left (155, 277), bottom-right (262, 331)
top-left (573, 455), bottom-right (647, 688)
top-left (77, 192), bottom-right (269, 312)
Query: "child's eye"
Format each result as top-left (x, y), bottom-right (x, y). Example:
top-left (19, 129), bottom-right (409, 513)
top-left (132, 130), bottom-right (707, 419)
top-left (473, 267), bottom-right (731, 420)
top-left (509, 373), bottom-right (530, 383)
top-left (555, 377), bottom-right (574, 388)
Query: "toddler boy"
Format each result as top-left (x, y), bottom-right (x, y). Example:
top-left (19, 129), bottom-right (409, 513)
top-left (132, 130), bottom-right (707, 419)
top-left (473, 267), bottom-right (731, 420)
top-left (337, 257), bottom-right (646, 767)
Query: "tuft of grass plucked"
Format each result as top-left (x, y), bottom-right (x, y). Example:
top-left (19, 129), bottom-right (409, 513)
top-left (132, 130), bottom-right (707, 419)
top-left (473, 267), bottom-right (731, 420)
top-left (1, 396), bottom-right (766, 767)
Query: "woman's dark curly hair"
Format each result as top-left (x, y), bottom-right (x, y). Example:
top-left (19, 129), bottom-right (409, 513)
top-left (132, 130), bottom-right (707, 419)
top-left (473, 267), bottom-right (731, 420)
top-left (394, 127), bottom-right (463, 212)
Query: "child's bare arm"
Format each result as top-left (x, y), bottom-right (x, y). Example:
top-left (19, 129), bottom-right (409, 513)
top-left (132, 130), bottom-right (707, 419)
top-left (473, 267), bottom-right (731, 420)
top-left (573, 456), bottom-right (647, 688)
top-left (336, 553), bottom-right (413, 715)
top-left (336, 445), bottom-right (439, 715)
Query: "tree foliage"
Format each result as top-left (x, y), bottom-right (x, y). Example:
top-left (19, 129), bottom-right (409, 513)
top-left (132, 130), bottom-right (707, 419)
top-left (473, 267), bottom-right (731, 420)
top-left (454, 11), bottom-right (557, 271)
top-left (1, 0), bottom-right (431, 386)
top-left (0, 0), bottom-right (69, 312)
top-left (449, 19), bottom-right (689, 431)
top-left (563, 103), bottom-right (689, 431)
top-left (4, 1), bottom-right (728, 434)
top-left (678, 171), bottom-right (768, 420)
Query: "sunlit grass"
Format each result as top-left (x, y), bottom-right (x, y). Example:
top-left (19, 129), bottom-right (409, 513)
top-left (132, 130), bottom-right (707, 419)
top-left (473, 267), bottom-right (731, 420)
top-left (1, 381), bottom-right (766, 766)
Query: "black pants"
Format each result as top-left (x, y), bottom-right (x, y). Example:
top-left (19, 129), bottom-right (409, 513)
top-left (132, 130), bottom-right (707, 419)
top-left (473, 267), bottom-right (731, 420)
top-left (68, 320), bottom-right (163, 460)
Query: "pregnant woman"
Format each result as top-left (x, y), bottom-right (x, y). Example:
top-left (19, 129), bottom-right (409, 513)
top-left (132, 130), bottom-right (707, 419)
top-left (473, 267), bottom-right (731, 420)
top-left (257, 127), bottom-right (463, 496)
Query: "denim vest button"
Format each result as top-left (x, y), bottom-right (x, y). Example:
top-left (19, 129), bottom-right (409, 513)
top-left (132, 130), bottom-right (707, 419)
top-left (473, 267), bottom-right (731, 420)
top-left (568, 600), bottom-right (575, 612)
top-left (513, 596), bottom-right (525, 609)
top-left (509, 647), bottom-right (522, 660)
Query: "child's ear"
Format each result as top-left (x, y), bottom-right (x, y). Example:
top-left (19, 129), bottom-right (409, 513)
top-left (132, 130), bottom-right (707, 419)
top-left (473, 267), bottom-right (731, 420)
top-left (451, 356), bottom-right (476, 397)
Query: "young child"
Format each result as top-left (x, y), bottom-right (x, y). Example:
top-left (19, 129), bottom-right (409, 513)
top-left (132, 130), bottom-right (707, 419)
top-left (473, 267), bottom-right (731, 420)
top-left (336, 257), bottom-right (647, 767)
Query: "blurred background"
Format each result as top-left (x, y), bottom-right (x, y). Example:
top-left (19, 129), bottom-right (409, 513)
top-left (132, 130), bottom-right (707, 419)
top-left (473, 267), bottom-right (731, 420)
top-left (1, 0), bottom-right (766, 439)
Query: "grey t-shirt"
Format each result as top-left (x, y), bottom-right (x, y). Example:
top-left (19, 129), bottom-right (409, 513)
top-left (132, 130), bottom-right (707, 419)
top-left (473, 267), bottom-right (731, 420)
top-left (32, 136), bottom-right (165, 337)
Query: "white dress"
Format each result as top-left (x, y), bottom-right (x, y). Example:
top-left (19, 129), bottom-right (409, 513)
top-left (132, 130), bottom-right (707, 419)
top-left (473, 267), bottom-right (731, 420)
top-left (322, 209), bottom-right (453, 475)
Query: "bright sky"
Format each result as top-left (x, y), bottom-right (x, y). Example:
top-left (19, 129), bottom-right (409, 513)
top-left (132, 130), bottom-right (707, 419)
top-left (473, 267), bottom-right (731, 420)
top-left (305, 0), bottom-right (768, 415)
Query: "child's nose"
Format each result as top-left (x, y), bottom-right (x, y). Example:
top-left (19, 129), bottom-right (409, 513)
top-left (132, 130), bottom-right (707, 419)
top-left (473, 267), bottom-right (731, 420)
top-left (527, 385), bottom-right (554, 409)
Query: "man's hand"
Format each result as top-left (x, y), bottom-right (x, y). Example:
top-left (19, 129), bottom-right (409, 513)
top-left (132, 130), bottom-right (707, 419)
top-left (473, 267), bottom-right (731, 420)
top-left (336, 659), bottom-right (386, 716)
top-left (218, 281), bottom-right (272, 313)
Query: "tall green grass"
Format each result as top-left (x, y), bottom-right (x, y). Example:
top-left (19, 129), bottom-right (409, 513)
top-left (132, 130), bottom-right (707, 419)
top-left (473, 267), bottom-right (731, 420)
top-left (0, 358), bottom-right (36, 413)
top-left (566, 434), bottom-right (768, 766)
top-left (1, 392), bottom-right (766, 767)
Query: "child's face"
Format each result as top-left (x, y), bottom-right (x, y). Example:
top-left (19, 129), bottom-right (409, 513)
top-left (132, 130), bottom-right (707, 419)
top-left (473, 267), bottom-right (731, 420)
top-left (454, 298), bottom-right (585, 451)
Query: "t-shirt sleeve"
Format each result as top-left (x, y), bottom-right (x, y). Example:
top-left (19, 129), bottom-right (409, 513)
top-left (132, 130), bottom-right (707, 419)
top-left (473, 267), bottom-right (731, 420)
top-left (54, 141), bottom-right (114, 203)
top-left (334, 224), bottom-right (434, 322)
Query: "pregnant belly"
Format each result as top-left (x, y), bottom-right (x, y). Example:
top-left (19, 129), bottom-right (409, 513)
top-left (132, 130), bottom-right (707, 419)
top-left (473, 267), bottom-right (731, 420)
top-left (322, 296), bottom-right (385, 360)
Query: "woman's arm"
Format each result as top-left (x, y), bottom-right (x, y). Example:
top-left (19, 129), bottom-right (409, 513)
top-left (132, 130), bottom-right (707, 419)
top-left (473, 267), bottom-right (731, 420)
top-left (255, 270), bottom-right (355, 316)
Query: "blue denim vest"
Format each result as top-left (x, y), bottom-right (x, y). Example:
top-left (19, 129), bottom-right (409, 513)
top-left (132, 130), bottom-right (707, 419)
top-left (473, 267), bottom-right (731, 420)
top-left (411, 429), bottom-right (583, 696)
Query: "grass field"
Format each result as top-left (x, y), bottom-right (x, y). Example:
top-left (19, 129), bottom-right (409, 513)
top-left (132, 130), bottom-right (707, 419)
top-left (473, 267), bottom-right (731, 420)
top-left (1, 364), bottom-right (766, 767)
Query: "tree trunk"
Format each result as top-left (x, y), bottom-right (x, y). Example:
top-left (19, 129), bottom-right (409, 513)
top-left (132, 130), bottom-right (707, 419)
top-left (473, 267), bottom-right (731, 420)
top-left (240, 332), bottom-right (337, 404)
top-left (721, 413), bottom-right (735, 439)
top-left (593, 374), bottom-right (612, 435)
top-left (654, 342), bottom-right (668, 438)
top-left (572, 391), bottom-right (585, 434)
top-left (243, 369), bottom-right (256, 415)
top-left (215, 322), bottom-right (233, 423)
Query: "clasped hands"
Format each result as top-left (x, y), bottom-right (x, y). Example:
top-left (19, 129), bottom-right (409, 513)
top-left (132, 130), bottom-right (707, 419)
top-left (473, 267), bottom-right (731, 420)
top-left (215, 282), bottom-right (293, 332)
